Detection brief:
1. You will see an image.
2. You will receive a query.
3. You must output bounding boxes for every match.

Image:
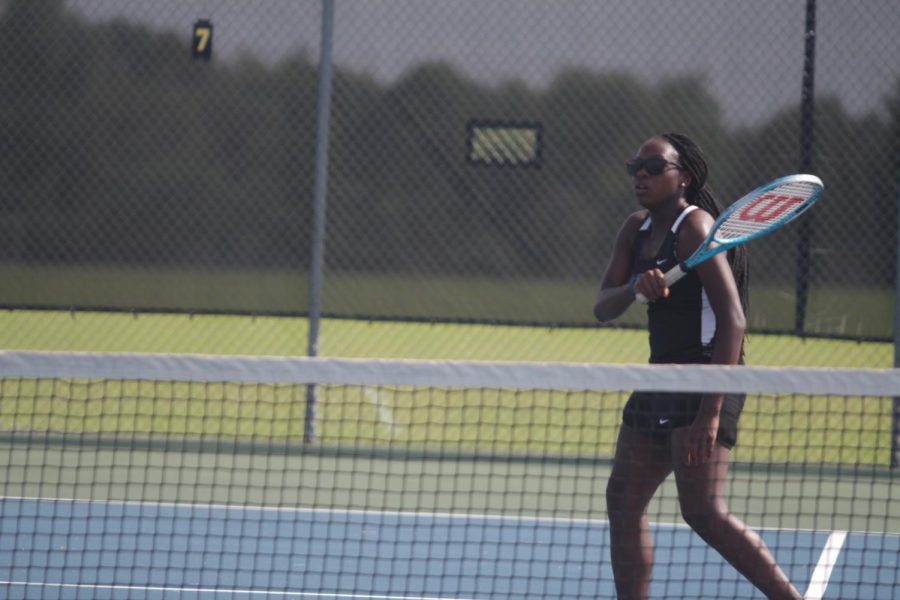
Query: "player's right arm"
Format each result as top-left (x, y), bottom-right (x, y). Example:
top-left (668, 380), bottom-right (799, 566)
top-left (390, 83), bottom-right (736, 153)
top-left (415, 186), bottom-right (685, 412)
top-left (593, 211), bottom-right (646, 322)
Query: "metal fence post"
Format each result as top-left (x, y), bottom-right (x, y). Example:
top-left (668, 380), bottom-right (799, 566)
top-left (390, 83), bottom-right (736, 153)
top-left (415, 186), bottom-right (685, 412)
top-left (305, 0), bottom-right (336, 444)
top-left (794, 0), bottom-right (817, 336)
top-left (893, 168), bottom-right (900, 468)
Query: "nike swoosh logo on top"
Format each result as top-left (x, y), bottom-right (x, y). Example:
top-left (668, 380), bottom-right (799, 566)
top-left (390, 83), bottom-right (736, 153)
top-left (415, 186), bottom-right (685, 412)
top-left (659, 418), bottom-right (670, 425)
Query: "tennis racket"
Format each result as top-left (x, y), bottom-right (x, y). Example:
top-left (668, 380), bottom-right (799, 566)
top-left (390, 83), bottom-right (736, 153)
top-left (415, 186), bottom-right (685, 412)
top-left (635, 174), bottom-right (824, 304)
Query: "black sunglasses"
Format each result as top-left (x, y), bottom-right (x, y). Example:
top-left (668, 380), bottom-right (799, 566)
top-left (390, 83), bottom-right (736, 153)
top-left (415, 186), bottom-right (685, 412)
top-left (626, 157), bottom-right (682, 177)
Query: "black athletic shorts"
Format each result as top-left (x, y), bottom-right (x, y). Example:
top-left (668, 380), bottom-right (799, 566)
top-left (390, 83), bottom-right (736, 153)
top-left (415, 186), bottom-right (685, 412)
top-left (622, 390), bottom-right (745, 449)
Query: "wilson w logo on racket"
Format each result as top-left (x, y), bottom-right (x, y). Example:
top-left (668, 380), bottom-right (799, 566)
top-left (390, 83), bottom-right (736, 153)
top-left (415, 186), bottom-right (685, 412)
top-left (636, 174), bottom-right (824, 304)
top-left (738, 194), bottom-right (806, 223)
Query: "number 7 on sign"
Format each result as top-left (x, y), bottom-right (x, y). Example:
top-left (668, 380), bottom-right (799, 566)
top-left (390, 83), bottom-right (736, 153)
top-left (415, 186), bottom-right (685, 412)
top-left (193, 20), bottom-right (213, 60)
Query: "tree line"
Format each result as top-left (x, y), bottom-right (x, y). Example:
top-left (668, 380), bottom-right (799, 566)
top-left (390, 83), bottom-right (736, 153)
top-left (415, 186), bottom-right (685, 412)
top-left (2, 0), bottom-right (897, 295)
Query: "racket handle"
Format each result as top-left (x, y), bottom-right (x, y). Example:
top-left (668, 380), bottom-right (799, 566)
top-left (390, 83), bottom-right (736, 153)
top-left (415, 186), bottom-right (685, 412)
top-left (634, 264), bottom-right (689, 304)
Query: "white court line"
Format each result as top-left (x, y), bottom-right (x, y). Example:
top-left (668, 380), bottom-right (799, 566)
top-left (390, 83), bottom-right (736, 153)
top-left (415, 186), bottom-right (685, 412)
top-left (0, 581), bottom-right (479, 600)
top-left (803, 530), bottom-right (848, 600)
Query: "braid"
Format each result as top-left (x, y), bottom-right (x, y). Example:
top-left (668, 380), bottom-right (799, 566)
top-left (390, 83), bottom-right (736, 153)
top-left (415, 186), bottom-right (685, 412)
top-left (661, 133), bottom-right (750, 314)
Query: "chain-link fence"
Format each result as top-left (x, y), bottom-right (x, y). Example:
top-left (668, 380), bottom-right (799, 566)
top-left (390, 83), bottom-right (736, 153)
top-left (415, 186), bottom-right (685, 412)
top-left (1, 0), bottom-right (898, 364)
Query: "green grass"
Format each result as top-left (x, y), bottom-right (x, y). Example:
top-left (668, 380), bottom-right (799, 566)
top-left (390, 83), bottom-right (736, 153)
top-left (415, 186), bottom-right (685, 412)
top-left (1, 377), bottom-right (892, 466)
top-left (0, 309), bottom-right (894, 467)
top-left (1, 264), bottom-right (894, 337)
top-left (0, 309), bottom-right (891, 366)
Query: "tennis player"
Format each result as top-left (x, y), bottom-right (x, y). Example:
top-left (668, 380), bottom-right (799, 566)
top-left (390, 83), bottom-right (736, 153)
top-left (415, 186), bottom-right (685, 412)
top-left (593, 133), bottom-right (801, 599)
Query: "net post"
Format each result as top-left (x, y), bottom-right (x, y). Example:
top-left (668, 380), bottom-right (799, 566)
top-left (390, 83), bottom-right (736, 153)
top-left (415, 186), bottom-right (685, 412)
top-left (794, 0), bottom-right (817, 335)
top-left (305, 0), bottom-right (336, 444)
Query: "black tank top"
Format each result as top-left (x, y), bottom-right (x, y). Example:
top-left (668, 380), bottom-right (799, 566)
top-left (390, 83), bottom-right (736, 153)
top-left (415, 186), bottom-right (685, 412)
top-left (632, 206), bottom-right (716, 364)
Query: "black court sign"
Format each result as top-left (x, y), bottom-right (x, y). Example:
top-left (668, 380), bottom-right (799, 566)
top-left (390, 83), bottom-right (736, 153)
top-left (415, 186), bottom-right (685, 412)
top-left (192, 20), bottom-right (213, 60)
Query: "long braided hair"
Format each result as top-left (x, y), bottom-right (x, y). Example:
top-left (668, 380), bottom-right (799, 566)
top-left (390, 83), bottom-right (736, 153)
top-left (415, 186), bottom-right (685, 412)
top-left (661, 133), bottom-right (750, 314)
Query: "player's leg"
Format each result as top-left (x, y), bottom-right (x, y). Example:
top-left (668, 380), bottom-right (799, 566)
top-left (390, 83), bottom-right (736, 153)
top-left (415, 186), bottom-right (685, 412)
top-left (606, 424), bottom-right (673, 599)
top-left (671, 429), bottom-right (802, 599)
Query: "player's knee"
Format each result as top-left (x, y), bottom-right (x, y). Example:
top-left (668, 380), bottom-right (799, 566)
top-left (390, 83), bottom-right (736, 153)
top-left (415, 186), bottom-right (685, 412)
top-left (605, 476), bottom-right (626, 514)
top-left (680, 497), bottom-right (727, 535)
top-left (681, 506), bottom-right (716, 536)
top-left (606, 476), bottom-right (647, 522)
top-left (605, 475), bottom-right (636, 519)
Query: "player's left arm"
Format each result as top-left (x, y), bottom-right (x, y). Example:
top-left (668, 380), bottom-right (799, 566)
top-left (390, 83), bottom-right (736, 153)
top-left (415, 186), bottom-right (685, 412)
top-left (677, 209), bottom-right (746, 465)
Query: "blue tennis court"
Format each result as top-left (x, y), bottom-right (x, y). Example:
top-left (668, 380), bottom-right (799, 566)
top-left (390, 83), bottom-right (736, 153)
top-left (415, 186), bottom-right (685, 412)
top-left (1, 497), bottom-right (896, 599)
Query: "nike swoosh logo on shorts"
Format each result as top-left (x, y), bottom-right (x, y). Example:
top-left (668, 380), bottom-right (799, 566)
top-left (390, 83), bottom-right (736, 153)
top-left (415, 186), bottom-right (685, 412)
top-left (659, 418), bottom-right (670, 425)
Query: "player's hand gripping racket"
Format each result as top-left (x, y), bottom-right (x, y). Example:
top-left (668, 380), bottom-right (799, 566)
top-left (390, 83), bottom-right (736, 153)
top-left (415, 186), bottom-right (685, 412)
top-left (635, 174), bottom-right (824, 304)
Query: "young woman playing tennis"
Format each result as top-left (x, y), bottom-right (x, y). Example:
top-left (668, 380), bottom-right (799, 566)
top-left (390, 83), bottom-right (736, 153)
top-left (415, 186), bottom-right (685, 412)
top-left (593, 133), bottom-right (801, 599)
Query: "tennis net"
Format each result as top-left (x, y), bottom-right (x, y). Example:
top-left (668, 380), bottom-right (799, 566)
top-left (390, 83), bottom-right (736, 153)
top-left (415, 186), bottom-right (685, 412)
top-left (0, 350), bottom-right (898, 599)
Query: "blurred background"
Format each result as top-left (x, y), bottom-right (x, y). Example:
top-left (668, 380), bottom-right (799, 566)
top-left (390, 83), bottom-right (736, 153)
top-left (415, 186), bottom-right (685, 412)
top-left (1, 0), bottom-right (897, 365)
